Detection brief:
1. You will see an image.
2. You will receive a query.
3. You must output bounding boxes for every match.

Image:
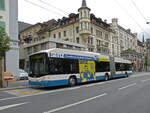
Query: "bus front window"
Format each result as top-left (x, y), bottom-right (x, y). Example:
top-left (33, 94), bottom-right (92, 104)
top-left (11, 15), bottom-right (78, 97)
top-left (29, 53), bottom-right (48, 77)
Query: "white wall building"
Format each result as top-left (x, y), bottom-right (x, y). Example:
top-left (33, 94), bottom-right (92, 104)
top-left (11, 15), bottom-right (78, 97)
top-left (0, 0), bottom-right (19, 76)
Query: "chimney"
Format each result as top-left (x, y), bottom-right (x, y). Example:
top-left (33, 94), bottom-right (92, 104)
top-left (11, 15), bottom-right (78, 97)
top-left (104, 19), bottom-right (107, 23)
top-left (127, 29), bottom-right (131, 33)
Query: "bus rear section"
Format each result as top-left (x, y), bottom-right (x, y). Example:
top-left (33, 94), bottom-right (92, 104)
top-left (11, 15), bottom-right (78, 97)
top-left (114, 57), bottom-right (133, 78)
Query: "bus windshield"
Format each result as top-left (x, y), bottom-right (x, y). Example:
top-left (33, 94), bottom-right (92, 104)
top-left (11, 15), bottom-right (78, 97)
top-left (29, 53), bottom-right (48, 77)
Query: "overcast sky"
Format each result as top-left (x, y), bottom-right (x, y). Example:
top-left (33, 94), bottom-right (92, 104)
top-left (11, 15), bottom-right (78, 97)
top-left (18, 0), bottom-right (150, 41)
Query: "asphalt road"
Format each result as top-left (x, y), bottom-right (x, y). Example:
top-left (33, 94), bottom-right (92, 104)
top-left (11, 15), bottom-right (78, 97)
top-left (0, 72), bottom-right (150, 113)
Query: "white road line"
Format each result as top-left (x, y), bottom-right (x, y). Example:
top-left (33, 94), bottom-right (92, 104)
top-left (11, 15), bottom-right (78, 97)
top-left (141, 79), bottom-right (150, 82)
top-left (44, 93), bottom-right (107, 113)
top-left (0, 102), bottom-right (29, 111)
top-left (119, 83), bottom-right (137, 90)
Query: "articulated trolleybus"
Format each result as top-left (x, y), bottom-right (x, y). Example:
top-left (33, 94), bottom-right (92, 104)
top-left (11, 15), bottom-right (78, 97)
top-left (28, 48), bottom-right (132, 87)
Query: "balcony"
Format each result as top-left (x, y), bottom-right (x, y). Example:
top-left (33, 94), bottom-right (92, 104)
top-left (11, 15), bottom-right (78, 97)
top-left (79, 29), bottom-right (91, 36)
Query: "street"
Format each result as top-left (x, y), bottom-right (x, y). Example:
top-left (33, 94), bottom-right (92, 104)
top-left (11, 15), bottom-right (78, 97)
top-left (0, 72), bottom-right (150, 113)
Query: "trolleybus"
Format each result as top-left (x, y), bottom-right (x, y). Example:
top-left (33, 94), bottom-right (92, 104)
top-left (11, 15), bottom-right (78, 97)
top-left (28, 48), bottom-right (132, 87)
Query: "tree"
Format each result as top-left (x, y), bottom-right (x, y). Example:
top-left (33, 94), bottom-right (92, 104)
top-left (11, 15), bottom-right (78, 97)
top-left (0, 26), bottom-right (10, 88)
top-left (0, 26), bottom-right (10, 55)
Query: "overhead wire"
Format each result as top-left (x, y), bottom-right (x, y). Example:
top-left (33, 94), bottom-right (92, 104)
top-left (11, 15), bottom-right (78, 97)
top-left (130, 0), bottom-right (147, 22)
top-left (38, 0), bottom-right (70, 15)
top-left (24, 0), bottom-right (64, 17)
top-left (113, 0), bottom-right (150, 38)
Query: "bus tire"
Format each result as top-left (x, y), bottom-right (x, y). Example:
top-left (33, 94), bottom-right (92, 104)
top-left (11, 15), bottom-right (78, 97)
top-left (69, 76), bottom-right (77, 87)
top-left (125, 72), bottom-right (128, 77)
top-left (105, 74), bottom-right (109, 81)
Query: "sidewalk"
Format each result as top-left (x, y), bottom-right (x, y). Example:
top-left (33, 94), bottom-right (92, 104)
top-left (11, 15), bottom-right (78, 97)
top-left (0, 80), bottom-right (31, 91)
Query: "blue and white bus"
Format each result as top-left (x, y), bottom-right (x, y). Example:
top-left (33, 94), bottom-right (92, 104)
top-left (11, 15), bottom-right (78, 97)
top-left (28, 48), bottom-right (132, 87)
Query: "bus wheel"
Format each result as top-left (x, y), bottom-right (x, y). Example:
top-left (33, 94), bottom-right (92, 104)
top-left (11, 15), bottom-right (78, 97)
top-left (69, 77), bottom-right (76, 87)
top-left (125, 72), bottom-right (128, 77)
top-left (105, 74), bottom-right (109, 81)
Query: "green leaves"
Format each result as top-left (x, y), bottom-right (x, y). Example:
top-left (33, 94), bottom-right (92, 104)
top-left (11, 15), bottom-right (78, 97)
top-left (0, 26), bottom-right (10, 56)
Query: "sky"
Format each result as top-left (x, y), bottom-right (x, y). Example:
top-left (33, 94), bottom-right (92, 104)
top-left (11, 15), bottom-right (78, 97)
top-left (18, 0), bottom-right (150, 41)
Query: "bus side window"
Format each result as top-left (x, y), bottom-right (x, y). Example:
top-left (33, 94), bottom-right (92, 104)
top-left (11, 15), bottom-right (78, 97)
top-left (96, 61), bottom-right (110, 72)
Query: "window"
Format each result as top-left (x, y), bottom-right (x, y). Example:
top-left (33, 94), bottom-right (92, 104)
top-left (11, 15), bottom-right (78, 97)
top-left (49, 58), bottom-right (79, 74)
top-left (115, 63), bottom-right (132, 71)
top-left (53, 34), bottom-right (56, 38)
top-left (58, 32), bottom-right (61, 38)
top-left (76, 27), bottom-right (79, 33)
top-left (84, 22), bottom-right (87, 29)
top-left (96, 61), bottom-right (110, 72)
top-left (34, 45), bottom-right (38, 52)
top-left (0, 21), bottom-right (5, 29)
top-left (88, 48), bottom-right (94, 52)
top-left (84, 10), bottom-right (86, 17)
top-left (97, 39), bottom-right (101, 46)
top-left (41, 43), bottom-right (46, 50)
top-left (81, 23), bottom-right (83, 30)
top-left (91, 27), bottom-right (93, 34)
top-left (76, 37), bottom-right (79, 43)
top-left (105, 34), bottom-right (109, 40)
top-left (34, 29), bottom-right (37, 34)
top-left (88, 37), bottom-right (93, 44)
top-left (56, 43), bottom-right (63, 48)
top-left (64, 31), bottom-right (66, 37)
top-left (81, 12), bottom-right (82, 18)
top-left (0, 0), bottom-right (5, 10)
top-left (96, 30), bottom-right (102, 37)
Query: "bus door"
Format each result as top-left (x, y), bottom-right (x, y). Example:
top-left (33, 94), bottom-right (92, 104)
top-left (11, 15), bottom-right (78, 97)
top-left (79, 60), bottom-right (96, 83)
top-left (109, 56), bottom-right (116, 78)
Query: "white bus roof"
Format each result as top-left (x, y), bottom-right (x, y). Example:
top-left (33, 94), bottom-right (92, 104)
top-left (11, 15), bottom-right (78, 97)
top-left (114, 57), bottom-right (131, 64)
top-left (30, 48), bottom-right (109, 61)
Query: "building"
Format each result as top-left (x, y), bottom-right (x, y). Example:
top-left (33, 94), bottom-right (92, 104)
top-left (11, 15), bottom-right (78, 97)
top-left (110, 18), bottom-right (144, 71)
top-left (19, 0), bottom-right (115, 71)
top-left (145, 38), bottom-right (150, 70)
top-left (0, 0), bottom-right (19, 76)
top-left (110, 18), bottom-right (137, 55)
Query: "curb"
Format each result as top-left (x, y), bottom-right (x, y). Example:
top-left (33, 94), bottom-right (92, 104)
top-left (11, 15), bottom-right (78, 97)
top-left (0, 85), bottom-right (33, 91)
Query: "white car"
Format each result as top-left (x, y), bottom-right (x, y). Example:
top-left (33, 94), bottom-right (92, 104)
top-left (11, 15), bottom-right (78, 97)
top-left (19, 69), bottom-right (28, 80)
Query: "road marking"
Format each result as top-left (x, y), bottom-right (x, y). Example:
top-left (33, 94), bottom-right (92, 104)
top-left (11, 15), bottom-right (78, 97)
top-left (119, 83), bottom-right (137, 90)
top-left (141, 79), bottom-right (150, 82)
top-left (0, 102), bottom-right (29, 111)
top-left (15, 89), bottom-right (40, 94)
top-left (0, 86), bottom-right (84, 101)
top-left (44, 93), bottom-right (107, 113)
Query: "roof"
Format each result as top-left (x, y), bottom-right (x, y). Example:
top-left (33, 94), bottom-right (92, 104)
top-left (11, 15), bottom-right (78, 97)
top-left (118, 25), bottom-right (136, 37)
top-left (18, 21), bottom-right (32, 33)
top-left (19, 23), bottom-right (42, 33)
top-left (78, 0), bottom-right (91, 11)
top-left (38, 19), bottom-right (57, 33)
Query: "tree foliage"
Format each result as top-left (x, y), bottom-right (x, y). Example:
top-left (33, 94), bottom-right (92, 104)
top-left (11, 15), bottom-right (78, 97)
top-left (0, 26), bottom-right (10, 56)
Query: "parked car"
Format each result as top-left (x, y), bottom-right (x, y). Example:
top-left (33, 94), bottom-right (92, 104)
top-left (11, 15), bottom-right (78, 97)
top-left (18, 69), bottom-right (28, 80)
